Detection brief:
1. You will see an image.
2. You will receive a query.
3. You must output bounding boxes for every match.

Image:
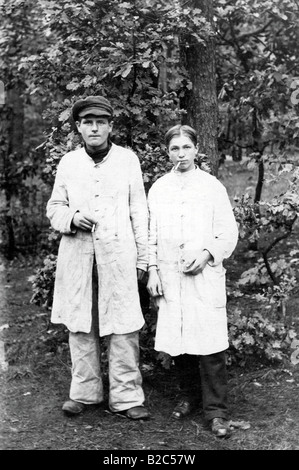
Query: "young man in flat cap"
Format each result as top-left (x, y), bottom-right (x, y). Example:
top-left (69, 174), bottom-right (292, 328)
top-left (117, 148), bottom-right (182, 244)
top-left (47, 95), bottom-right (150, 420)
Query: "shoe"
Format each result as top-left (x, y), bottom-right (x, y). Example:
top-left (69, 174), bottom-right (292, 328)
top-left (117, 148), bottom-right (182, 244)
top-left (62, 399), bottom-right (85, 416)
top-left (172, 399), bottom-right (198, 420)
top-left (211, 417), bottom-right (230, 438)
top-left (119, 406), bottom-right (150, 420)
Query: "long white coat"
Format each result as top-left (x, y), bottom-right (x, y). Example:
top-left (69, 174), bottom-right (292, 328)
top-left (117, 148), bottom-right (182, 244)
top-left (47, 144), bottom-right (148, 335)
top-left (148, 167), bottom-right (238, 356)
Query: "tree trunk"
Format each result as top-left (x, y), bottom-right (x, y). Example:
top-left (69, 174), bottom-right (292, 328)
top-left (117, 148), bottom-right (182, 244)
top-left (180, 0), bottom-right (218, 176)
top-left (7, 87), bottom-right (24, 155)
top-left (0, 86), bottom-right (24, 259)
top-left (254, 154), bottom-right (264, 204)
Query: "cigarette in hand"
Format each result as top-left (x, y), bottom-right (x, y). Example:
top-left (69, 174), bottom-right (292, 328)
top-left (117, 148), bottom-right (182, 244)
top-left (91, 224), bottom-right (96, 232)
top-left (174, 161), bottom-right (181, 170)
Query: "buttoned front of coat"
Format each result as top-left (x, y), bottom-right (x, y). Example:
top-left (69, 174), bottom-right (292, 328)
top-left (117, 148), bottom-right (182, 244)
top-left (47, 144), bottom-right (148, 335)
top-left (148, 167), bottom-right (238, 356)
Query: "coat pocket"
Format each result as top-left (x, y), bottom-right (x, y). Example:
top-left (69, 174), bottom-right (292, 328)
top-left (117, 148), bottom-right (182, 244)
top-left (202, 264), bottom-right (227, 308)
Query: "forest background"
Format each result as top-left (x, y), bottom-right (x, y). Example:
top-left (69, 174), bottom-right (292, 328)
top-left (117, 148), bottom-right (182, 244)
top-left (1, 0), bottom-right (299, 373)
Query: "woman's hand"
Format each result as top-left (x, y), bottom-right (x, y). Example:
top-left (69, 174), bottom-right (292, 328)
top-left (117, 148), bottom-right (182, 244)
top-left (147, 270), bottom-right (163, 297)
top-left (183, 249), bottom-right (212, 275)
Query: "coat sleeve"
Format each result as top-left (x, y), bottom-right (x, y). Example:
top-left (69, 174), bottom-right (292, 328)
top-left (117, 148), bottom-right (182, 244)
top-left (46, 158), bottom-right (78, 234)
top-left (147, 185), bottom-right (158, 270)
top-left (128, 153), bottom-right (149, 271)
top-left (204, 181), bottom-right (239, 266)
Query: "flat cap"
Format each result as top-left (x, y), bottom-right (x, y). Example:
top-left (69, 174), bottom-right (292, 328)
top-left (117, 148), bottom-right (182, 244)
top-left (72, 95), bottom-right (113, 121)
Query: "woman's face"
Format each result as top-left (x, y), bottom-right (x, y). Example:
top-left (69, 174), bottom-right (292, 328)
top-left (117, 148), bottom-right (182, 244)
top-left (168, 134), bottom-right (198, 173)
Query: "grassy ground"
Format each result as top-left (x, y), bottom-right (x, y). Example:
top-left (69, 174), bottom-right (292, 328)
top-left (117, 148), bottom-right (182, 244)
top-left (0, 159), bottom-right (299, 452)
top-left (0, 260), bottom-right (299, 451)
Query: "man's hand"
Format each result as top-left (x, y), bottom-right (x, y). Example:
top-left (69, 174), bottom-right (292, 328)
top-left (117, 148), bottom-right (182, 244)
top-left (183, 249), bottom-right (212, 275)
top-left (72, 211), bottom-right (97, 231)
top-left (147, 270), bottom-right (163, 297)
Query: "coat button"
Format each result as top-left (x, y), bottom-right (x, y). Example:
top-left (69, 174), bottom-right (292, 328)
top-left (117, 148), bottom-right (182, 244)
top-left (180, 244), bottom-right (184, 249)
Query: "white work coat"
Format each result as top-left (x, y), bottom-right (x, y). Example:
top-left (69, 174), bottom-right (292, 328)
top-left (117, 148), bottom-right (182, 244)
top-left (148, 167), bottom-right (238, 356)
top-left (47, 144), bottom-right (148, 335)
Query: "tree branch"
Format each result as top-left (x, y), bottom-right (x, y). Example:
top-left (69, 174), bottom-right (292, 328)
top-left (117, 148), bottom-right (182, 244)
top-left (262, 251), bottom-right (278, 285)
top-left (263, 217), bottom-right (297, 257)
top-left (237, 19), bottom-right (274, 41)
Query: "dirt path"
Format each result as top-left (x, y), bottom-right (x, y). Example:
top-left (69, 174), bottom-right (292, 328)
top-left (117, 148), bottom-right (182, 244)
top-left (0, 256), bottom-right (299, 451)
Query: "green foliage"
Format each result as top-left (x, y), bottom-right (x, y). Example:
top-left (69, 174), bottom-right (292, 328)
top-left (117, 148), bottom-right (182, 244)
top-left (24, 0), bottom-right (210, 173)
top-left (238, 256), bottom-right (295, 288)
top-left (231, 161), bottom-right (299, 366)
top-left (233, 162), bottom-right (299, 313)
top-left (228, 308), bottom-right (298, 366)
top-left (29, 254), bottom-right (57, 308)
top-left (216, 0), bottom-right (299, 178)
top-left (0, 0), bottom-right (52, 254)
top-left (238, 256), bottom-right (297, 308)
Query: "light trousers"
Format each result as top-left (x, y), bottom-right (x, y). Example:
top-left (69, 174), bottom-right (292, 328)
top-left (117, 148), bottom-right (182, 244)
top-left (69, 328), bottom-right (145, 412)
top-left (68, 265), bottom-right (145, 412)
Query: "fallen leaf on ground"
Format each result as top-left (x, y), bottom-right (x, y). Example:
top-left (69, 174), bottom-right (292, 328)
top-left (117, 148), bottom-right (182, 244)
top-left (229, 420), bottom-right (251, 430)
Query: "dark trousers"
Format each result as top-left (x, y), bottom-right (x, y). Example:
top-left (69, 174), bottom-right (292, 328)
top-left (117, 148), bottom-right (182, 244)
top-left (174, 351), bottom-right (228, 421)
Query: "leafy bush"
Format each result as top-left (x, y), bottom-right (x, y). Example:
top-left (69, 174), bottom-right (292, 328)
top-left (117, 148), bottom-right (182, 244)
top-left (29, 254), bottom-right (57, 308)
top-left (238, 255), bottom-right (298, 306)
top-left (228, 308), bottom-right (298, 367)
top-left (29, 254), bottom-right (299, 369)
top-left (233, 164), bottom-right (299, 315)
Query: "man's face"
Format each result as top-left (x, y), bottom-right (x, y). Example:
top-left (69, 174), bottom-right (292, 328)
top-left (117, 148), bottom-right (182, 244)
top-left (76, 115), bottom-right (113, 149)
